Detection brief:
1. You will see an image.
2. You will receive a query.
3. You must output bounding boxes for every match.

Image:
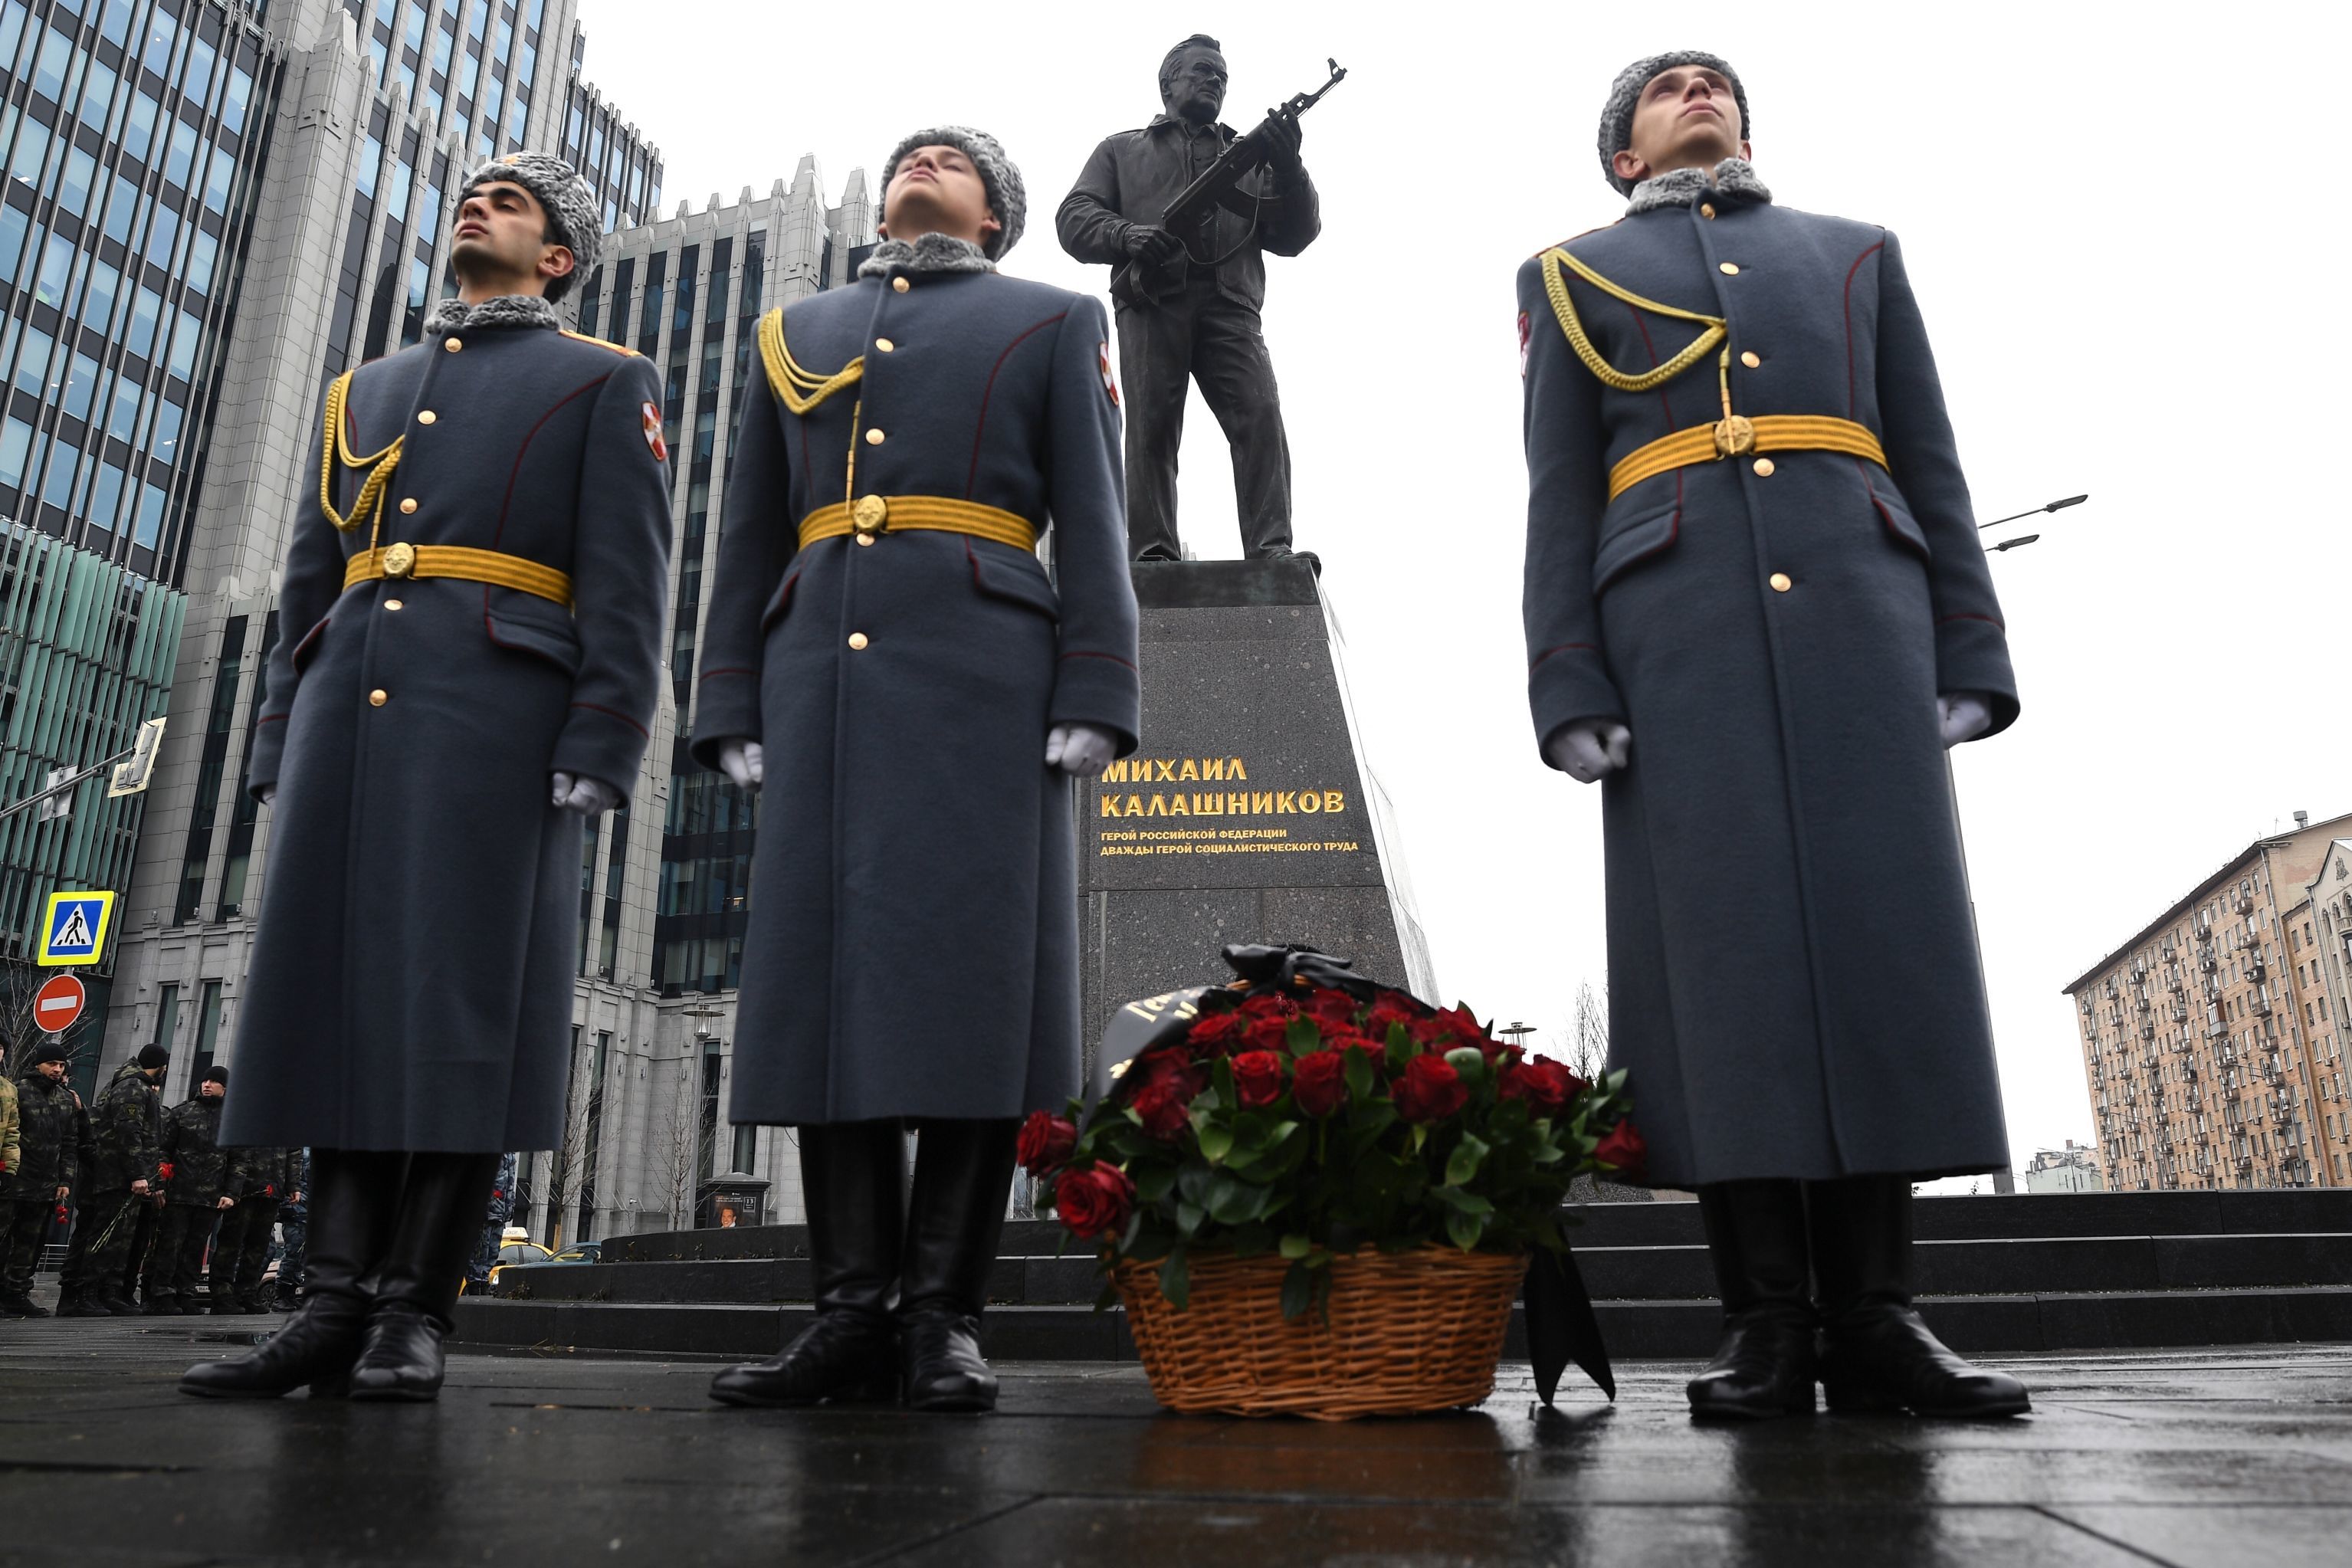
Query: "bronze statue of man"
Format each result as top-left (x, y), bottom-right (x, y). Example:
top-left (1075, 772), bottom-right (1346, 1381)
top-left (1058, 34), bottom-right (1321, 566)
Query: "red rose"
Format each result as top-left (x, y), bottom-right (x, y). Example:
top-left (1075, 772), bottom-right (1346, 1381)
top-left (1016, 1110), bottom-right (1079, 1175)
top-left (1301, 989), bottom-right (1360, 1025)
top-left (1365, 993), bottom-right (1419, 1037)
top-left (157, 1163), bottom-right (175, 1181)
top-left (1501, 1058), bottom-right (1583, 1116)
top-left (1291, 1050), bottom-right (1350, 1117)
top-left (1242, 1012), bottom-right (1295, 1055)
top-left (1238, 994), bottom-right (1297, 1023)
top-left (1393, 1053), bottom-right (1469, 1124)
top-left (1186, 1010), bottom-right (1248, 1052)
top-left (1130, 1045), bottom-right (1206, 1093)
top-left (1230, 1050), bottom-right (1287, 1109)
top-left (1133, 1078), bottom-right (1194, 1140)
top-left (1410, 1005), bottom-right (1486, 1051)
top-left (1054, 1163), bottom-right (1137, 1241)
top-left (1593, 1119), bottom-right (1648, 1180)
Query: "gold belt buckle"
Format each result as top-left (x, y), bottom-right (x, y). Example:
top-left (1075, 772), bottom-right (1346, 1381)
top-left (1713, 416), bottom-right (1757, 459)
top-left (382, 542), bottom-right (418, 579)
top-left (851, 494), bottom-right (889, 538)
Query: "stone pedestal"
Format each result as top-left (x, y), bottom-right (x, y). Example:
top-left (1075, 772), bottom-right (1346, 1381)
top-left (1077, 559), bottom-right (1435, 1079)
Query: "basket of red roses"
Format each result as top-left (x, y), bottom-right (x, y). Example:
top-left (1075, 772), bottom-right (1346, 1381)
top-left (1021, 945), bottom-right (1645, 1420)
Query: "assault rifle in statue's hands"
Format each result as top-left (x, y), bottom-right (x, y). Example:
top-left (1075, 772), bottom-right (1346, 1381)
top-left (1110, 58), bottom-right (1347, 309)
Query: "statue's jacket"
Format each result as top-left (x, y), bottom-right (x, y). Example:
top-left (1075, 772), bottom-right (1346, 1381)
top-left (225, 314), bottom-right (670, 1154)
top-left (1518, 172), bottom-right (2017, 1187)
top-left (693, 254), bottom-right (1140, 1125)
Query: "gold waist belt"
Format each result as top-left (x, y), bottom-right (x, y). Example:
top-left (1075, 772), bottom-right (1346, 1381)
top-left (1609, 415), bottom-right (1888, 501)
top-left (799, 495), bottom-right (1038, 553)
top-left (343, 543), bottom-right (574, 608)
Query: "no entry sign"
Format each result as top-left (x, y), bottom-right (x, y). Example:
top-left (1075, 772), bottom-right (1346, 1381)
top-left (34, 973), bottom-right (85, 1034)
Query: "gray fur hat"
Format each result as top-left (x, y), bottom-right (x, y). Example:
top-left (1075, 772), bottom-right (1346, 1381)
top-left (1596, 51), bottom-right (1751, 195)
top-left (877, 126), bottom-right (1026, 261)
top-left (455, 152), bottom-right (602, 300)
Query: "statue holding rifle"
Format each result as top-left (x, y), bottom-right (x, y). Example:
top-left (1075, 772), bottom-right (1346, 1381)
top-left (1058, 37), bottom-right (1343, 566)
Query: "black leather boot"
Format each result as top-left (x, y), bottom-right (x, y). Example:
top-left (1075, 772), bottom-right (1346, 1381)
top-left (1688, 1179), bottom-right (1819, 1421)
top-left (181, 1151), bottom-right (403, 1399)
top-left (1812, 1176), bottom-right (2029, 1418)
top-left (711, 1121), bottom-right (904, 1407)
top-left (349, 1153), bottom-right (500, 1402)
top-left (897, 1118), bottom-right (1019, 1413)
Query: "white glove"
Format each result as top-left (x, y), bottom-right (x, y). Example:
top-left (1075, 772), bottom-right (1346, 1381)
top-left (1937, 692), bottom-right (1993, 749)
top-left (550, 772), bottom-right (622, 815)
top-left (1543, 720), bottom-right (1632, 784)
top-left (715, 738), bottom-right (765, 791)
top-left (1046, 723), bottom-right (1119, 778)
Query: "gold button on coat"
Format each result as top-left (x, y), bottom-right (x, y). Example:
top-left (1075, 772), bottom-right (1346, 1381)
top-left (369, 688), bottom-right (389, 706)
top-left (417, 409), bottom-right (437, 425)
top-left (855, 534), bottom-right (874, 546)
top-left (1718, 262), bottom-right (1740, 275)
top-left (1753, 458), bottom-right (1776, 477)
top-left (384, 599), bottom-right (403, 611)
top-left (892, 277), bottom-right (910, 293)
top-left (443, 338), bottom-right (462, 353)
top-left (875, 338), bottom-right (895, 353)
top-left (1700, 202), bottom-right (1717, 219)
top-left (1769, 572), bottom-right (1793, 592)
top-left (399, 497), bottom-right (418, 513)
top-left (847, 632), bottom-right (869, 651)
top-left (864, 428), bottom-right (885, 445)
top-left (1740, 351), bottom-right (1761, 369)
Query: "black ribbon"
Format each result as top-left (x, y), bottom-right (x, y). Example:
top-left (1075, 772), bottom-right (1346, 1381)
top-left (1524, 1241), bottom-right (1615, 1404)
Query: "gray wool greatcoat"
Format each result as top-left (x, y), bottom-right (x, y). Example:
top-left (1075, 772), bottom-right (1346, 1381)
top-left (1519, 183), bottom-right (2018, 1188)
top-left (691, 260), bottom-right (1140, 1127)
top-left (225, 317), bottom-right (670, 1153)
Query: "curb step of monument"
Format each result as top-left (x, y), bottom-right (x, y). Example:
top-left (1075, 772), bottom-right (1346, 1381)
top-left (453, 1286), bottom-right (2352, 1363)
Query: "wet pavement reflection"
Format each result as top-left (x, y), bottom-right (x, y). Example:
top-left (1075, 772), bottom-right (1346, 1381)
top-left (0, 1321), bottom-right (2345, 1566)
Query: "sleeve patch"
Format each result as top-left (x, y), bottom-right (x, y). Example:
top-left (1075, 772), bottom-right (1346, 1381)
top-left (1098, 342), bottom-right (1120, 407)
top-left (641, 402), bottom-right (669, 463)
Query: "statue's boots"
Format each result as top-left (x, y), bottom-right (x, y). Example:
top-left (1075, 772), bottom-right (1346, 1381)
top-left (349, 1153), bottom-right (500, 1402)
top-left (1812, 1176), bottom-right (2030, 1418)
top-left (181, 1151), bottom-right (402, 1399)
top-left (898, 1118), bottom-right (1019, 1414)
top-left (711, 1121), bottom-right (904, 1407)
top-left (1687, 1179), bottom-right (1818, 1421)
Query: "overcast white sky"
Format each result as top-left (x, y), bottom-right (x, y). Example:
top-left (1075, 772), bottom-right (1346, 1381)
top-left (576, 0), bottom-right (2348, 1174)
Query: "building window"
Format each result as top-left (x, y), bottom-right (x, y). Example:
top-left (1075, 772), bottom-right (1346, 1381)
top-left (153, 982), bottom-right (180, 1055)
top-left (188, 979), bottom-right (223, 1092)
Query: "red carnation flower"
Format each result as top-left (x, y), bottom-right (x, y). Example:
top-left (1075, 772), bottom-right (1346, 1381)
top-left (1500, 1058), bottom-right (1584, 1116)
top-left (1230, 1050), bottom-right (1287, 1109)
top-left (1054, 1163), bottom-right (1137, 1241)
top-left (1016, 1110), bottom-right (1079, 1176)
top-left (157, 1163), bottom-right (175, 1181)
top-left (1186, 1010), bottom-right (1248, 1052)
top-left (1291, 1050), bottom-right (1350, 1117)
top-left (1133, 1078), bottom-right (1194, 1140)
top-left (1593, 1119), bottom-right (1648, 1180)
top-left (1393, 1053), bottom-right (1469, 1124)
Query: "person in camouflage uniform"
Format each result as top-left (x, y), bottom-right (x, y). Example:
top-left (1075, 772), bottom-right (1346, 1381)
top-left (60, 1045), bottom-right (168, 1315)
top-left (464, 1152), bottom-right (521, 1293)
top-left (1, 1042), bottom-right (78, 1316)
top-left (146, 1068), bottom-right (232, 1314)
top-left (53, 1085), bottom-right (106, 1316)
top-left (212, 1145), bottom-right (296, 1313)
top-left (271, 1148), bottom-right (310, 1309)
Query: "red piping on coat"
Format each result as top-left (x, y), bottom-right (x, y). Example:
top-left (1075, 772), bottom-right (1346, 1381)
top-left (1626, 303), bottom-right (1677, 431)
top-left (965, 313), bottom-right (1068, 498)
top-left (569, 700), bottom-right (649, 737)
top-left (700, 666), bottom-right (756, 678)
top-left (1060, 650), bottom-right (1135, 670)
top-left (1842, 240), bottom-right (1885, 418)
top-left (1937, 612), bottom-right (2006, 630)
top-left (1530, 642), bottom-right (1597, 670)
top-left (482, 372), bottom-right (614, 644)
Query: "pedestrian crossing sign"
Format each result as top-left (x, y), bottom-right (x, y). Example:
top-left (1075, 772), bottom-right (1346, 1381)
top-left (36, 890), bottom-right (115, 966)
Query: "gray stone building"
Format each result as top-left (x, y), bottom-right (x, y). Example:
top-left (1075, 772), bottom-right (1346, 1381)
top-left (97, 0), bottom-right (660, 1097)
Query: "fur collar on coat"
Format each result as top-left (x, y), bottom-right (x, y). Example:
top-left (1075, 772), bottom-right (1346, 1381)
top-left (858, 233), bottom-right (995, 278)
top-left (1625, 157), bottom-right (1773, 216)
top-left (423, 294), bottom-right (562, 333)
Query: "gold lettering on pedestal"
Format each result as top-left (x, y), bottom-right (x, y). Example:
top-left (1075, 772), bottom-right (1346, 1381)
top-left (1093, 756), bottom-right (1357, 855)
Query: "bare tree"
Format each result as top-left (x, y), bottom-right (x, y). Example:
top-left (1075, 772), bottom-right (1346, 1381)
top-left (1565, 980), bottom-right (1609, 1085)
top-left (538, 1072), bottom-right (597, 1250)
top-left (654, 1055), bottom-right (699, 1232)
top-left (0, 959), bottom-right (97, 1079)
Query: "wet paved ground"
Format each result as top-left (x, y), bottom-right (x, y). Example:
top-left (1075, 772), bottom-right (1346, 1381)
top-left (1, 1315), bottom-right (2347, 1566)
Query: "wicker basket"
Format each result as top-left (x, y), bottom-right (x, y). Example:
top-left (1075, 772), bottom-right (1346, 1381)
top-left (1112, 1245), bottom-right (1525, 1419)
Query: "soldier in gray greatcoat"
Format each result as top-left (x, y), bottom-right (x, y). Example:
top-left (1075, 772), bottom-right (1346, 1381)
top-left (182, 154), bottom-right (669, 1403)
top-left (694, 126), bottom-right (1139, 1413)
top-left (1520, 54), bottom-right (2029, 1420)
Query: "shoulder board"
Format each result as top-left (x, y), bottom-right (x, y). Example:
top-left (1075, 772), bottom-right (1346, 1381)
top-left (560, 330), bottom-right (638, 357)
top-left (1533, 221), bottom-right (1620, 259)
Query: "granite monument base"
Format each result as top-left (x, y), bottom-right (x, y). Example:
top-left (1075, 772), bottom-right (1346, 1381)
top-left (1077, 559), bottom-right (1435, 1084)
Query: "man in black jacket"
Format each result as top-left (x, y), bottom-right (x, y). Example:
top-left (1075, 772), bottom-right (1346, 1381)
top-left (146, 1068), bottom-right (231, 1315)
top-left (58, 1046), bottom-right (167, 1315)
top-left (1058, 34), bottom-right (1320, 564)
top-left (1, 1042), bottom-right (78, 1317)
